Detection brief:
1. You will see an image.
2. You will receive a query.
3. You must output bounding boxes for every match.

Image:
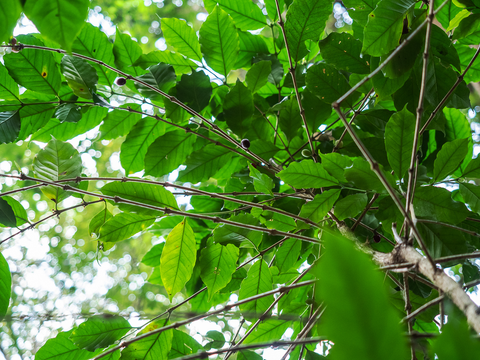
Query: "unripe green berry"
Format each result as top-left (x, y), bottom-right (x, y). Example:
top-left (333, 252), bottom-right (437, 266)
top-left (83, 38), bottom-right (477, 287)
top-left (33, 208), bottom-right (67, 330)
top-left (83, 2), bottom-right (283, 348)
top-left (334, 140), bottom-right (344, 149)
top-left (301, 149), bottom-right (312, 157)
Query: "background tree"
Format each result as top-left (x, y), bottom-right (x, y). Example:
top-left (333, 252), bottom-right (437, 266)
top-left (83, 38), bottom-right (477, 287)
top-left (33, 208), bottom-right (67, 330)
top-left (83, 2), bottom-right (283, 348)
top-left (1, 0), bottom-right (480, 359)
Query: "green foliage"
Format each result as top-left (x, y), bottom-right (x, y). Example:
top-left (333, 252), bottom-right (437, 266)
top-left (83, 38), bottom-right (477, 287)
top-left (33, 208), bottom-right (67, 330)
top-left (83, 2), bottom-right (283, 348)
top-left (0, 252), bottom-right (11, 320)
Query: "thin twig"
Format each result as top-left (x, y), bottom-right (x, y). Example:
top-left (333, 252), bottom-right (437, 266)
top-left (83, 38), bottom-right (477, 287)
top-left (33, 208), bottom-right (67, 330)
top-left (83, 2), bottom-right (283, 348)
top-left (351, 193), bottom-right (378, 231)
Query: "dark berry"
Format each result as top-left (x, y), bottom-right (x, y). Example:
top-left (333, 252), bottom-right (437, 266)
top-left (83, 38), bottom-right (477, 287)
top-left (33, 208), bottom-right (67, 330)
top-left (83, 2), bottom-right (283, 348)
top-left (241, 139), bottom-right (250, 149)
top-left (115, 77), bottom-right (127, 86)
top-left (373, 233), bottom-right (381, 243)
top-left (10, 37), bottom-right (17, 46)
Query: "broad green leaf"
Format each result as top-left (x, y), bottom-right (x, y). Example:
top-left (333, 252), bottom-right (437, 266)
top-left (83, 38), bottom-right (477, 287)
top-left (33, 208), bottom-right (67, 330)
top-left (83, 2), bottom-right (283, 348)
top-left (199, 6), bottom-right (239, 77)
top-left (99, 103), bottom-right (142, 140)
top-left (384, 106), bottom-right (415, 180)
top-left (319, 32), bottom-right (370, 74)
top-left (141, 243), bottom-right (165, 267)
top-left (4, 34), bottom-right (61, 95)
top-left (135, 63), bottom-right (176, 100)
top-left (306, 63), bottom-right (359, 107)
top-left (35, 332), bottom-right (92, 360)
top-left (0, 252), bottom-right (11, 321)
top-left (204, 0), bottom-right (266, 30)
top-left (0, 0), bottom-right (21, 44)
top-left (121, 321), bottom-right (173, 360)
top-left (315, 232), bottom-right (409, 360)
top-left (239, 260), bottom-right (273, 320)
top-left (237, 351), bottom-right (263, 360)
top-left (456, 44), bottom-right (480, 83)
top-left (113, 29), bottom-right (144, 76)
top-left (299, 189), bottom-right (341, 223)
top-left (284, 0), bottom-right (332, 62)
top-left (264, 0), bottom-right (285, 22)
top-left (433, 138), bottom-right (469, 182)
top-left (220, 267), bottom-right (247, 293)
top-left (213, 213), bottom-right (263, 248)
top-left (72, 23), bottom-right (117, 87)
top-left (0, 196), bottom-right (28, 227)
top-left (275, 239), bottom-right (301, 273)
top-left (278, 160), bottom-right (339, 188)
top-left (32, 138), bottom-right (82, 203)
top-left (413, 186), bottom-right (470, 225)
top-left (334, 193), bottom-right (368, 220)
top-left (224, 80), bottom-right (254, 135)
top-left (61, 55), bottom-right (98, 99)
top-left (145, 129), bottom-right (197, 178)
top-left (453, 13), bottom-right (480, 44)
top-left (177, 145), bottom-right (233, 183)
top-left (264, 212), bottom-right (296, 232)
top-left (148, 267), bottom-right (163, 285)
top-left (176, 70), bottom-right (213, 113)
top-left (133, 50), bottom-right (198, 74)
top-left (302, 88), bottom-right (333, 134)
top-left (444, 107), bottom-right (472, 174)
top-left (54, 104), bottom-right (82, 123)
top-left (344, 157), bottom-right (395, 193)
top-left (236, 30), bottom-right (269, 69)
top-left (0, 111), bottom-right (20, 144)
top-left (342, 0), bottom-right (376, 26)
top-left (462, 157), bottom-right (480, 179)
top-left (200, 243), bottom-right (239, 300)
top-left (204, 331), bottom-right (225, 351)
top-left (168, 330), bottom-right (203, 359)
top-left (0, 63), bottom-right (19, 100)
top-left (160, 219), bottom-right (196, 300)
top-left (249, 164), bottom-right (274, 195)
top-left (99, 213), bottom-right (156, 243)
top-left (319, 153), bottom-right (353, 183)
top-left (418, 222), bottom-right (468, 259)
top-left (100, 181), bottom-right (178, 214)
top-left (432, 316), bottom-right (480, 359)
top-left (89, 209), bottom-right (113, 237)
top-left (243, 319), bottom-right (290, 344)
top-left (246, 61), bottom-right (271, 93)
top-left (161, 18), bottom-right (202, 61)
top-left (70, 315), bottom-right (131, 351)
top-left (435, 0), bottom-right (462, 30)
top-left (459, 183), bottom-right (480, 214)
top-left (431, 25), bottom-right (461, 73)
top-left (362, 0), bottom-right (416, 57)
top-left (120, 118), bottom-right (165, 175)
top-left (23, 0), bottom-right (88, 52)
top-left (279, 97), bottom-right (302, 142)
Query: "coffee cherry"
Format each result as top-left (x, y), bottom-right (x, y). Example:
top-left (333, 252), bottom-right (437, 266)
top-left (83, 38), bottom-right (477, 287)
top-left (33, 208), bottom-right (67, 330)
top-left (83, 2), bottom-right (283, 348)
top-left (334, 139), bottom-right (344, 149)
top-left (241, 139), bottom-right (250, 149)
top-left (115, 77), bottom-right (127, 86)
top-left (301, 149), bottom-right (312, 157)
top-left (10, 37), bottom-right (17, 46)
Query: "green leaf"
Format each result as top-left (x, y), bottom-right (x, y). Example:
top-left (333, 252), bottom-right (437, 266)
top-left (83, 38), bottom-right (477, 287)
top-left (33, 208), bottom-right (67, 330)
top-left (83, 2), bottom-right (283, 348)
top-left (334, 193), bottom-right (368, 221)
top-left (244, 319), bottom-right (290, 344)
top-left (32, 138), bottom-right (83, 203)
top-left (100, 181), bottom-right (178, 214)
top-left (0, 252), bottom-right (11, 321)
top-left (249, 164), bottom-right (274, 195)
top-left (413, 186), bottom-right (470, 225)
top-left (306, 63), bottom-right (359, 108)
top-left (161, 18), bottom-right (202, 61)
top-left (23, 0), bottom-right (89, 52)
top-left (0, 110), bottom-right (20, 144)
top-left (224, 80), bottom-right (254, 135)
top-left (343, 0), bottom-right (376, 26)
top-left (284, 0), bottom-right (332, 62)
top-left (0, 63), bottom-right (19, 100)
top-left (145, 129), bottom-right (197, 178)
top-left (239, 260), bottom-right (273, 320)
top-left (314, 232), bottom-right (409, 360)
top-left (70, 315), bottom-right (132, 351)
top-left (213, 214), bottom-right (263, 248)
top-left (275, 239), bottom-right (301, 273)
top-left (434, 0), bottom-right (462, 30)
top-left (121, 321), bottom-right (173, 360)
top-left (177, 145), bottom-right (233, 183)
top-left (142, 243), bottom-right (165, 267)
top-left (199, 6), bottom-right (239, 77)
top-left (176, 71), bottom-right (213, 112)
top-left (278, 160), bottom-right (339, 188)
top-left (417, 222), bottom-right (468, 259)
top-left (54, 104), bottom-right (82, 123)
top-left (0, 196), bottom-right (28, 227)
top-left (237, 350), bottom-right (263, 360)
top-left (433, 138), bottom-right (469, 182)
top-left (0, 0), bottom-right (21, 44)
top-left (148, 267), bottom-right (163, 285)
top-left (299, 189), bottom-right (341, 223)
top-left (319, 153), bottom-right (353, 183)
top-left (4, 34), bottom-right (61, 95)
top-left (133, 50), bottom-right (198, 74)
top-left (113, 29), bottom-right (144, 76)
top-left (89, 209), bottom-right (113, 237)
top-left (265, 212), bottom-right (296, 232)
top-left (319, 32), bottom-right (370, 74)
top-left (61, 55), bottom-right (98, 99)
top-left (168, 330), bottom-right (203, 359)
top-left (462, 156), bottom-right (480, 179)
top-left (246, 60), bottom-right (271, 93)
top-left (432, 316), bottom-right (480, 359)
top-left (384, 106), bottom-right (415, 180)
top-left (204, 0), bottom-right (266, 31)
top-left (99, 103), bottom-right (142, 140)
top-left (362, 0), bottom-right (416, 56)
top-left (204, 330), bottom-right (225, 350)
top-left (459, 183), bottom-right (480, 214)
top-left (264, 0), bottom-right (284, 22)
top-left (236, 30), bottom-right (269, 69)
top-left (120, 118), bottom-right (165, 175)
top-left (99, 213), bottom-right (156, 243)
top-left (35, 332), bottom-right (93, 360)
top-left (344, 157), bottom-right (395, 193)
top-left (279, 97), bottom-right (302, 142)
top-left (135, 63), bottom-right (176, 100)
top-left (72, 23), bottom-right (117, 87)
top-left (160, 219), bottom-right (196, 300)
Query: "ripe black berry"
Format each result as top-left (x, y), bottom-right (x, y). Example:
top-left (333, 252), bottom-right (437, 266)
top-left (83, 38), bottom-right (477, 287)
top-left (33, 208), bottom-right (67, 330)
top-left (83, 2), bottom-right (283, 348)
top-left (10, 37), bottom-right (17, 46)
top-left (373, 233), bottom-right (381, 243)
top-left (241, 139), bottom-right (250, 149)
top-left (115, 77), bottom-right (127, 86)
